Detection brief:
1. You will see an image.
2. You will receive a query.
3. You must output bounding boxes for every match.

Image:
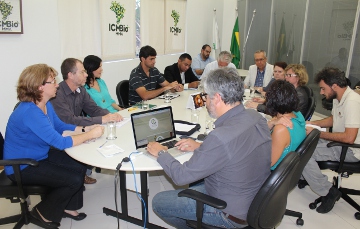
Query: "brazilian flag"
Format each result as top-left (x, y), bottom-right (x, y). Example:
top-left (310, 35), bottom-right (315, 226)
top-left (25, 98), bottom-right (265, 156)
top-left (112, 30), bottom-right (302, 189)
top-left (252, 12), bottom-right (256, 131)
top-left (230, 17), bottom-right (241, 69)
top-left (276, 17), bottom-right (286, 61)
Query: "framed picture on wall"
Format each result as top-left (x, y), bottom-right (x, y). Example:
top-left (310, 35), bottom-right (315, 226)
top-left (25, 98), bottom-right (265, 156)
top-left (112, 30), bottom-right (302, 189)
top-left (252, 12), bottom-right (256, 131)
top-left (0, 0), bottom-right (23, 34)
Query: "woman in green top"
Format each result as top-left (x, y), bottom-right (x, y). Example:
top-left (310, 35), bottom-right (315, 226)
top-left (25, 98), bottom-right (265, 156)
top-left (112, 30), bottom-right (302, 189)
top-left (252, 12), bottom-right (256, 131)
top-left (84, 55), bottom-right (122, 113)
top-left (266, 80), bottom-right (306, 170)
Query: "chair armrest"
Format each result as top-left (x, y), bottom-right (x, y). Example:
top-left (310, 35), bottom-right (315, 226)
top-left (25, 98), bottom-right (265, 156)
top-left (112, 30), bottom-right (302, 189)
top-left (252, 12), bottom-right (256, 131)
top-left (327, 142), bottom-right (360, 148)
top-left (178, 189), bottom-right (227, 209)
top-left (0, 158), bottom-right (39, 167)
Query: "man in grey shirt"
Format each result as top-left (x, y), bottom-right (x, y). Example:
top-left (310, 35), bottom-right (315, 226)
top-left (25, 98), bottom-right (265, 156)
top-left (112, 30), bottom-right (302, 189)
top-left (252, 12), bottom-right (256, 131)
top-left (51, 58), bottom-right (122, 126)
top-left (51, 58), bottom-right (122, 184)
top-left (147, 68), bottom-right (271, 228)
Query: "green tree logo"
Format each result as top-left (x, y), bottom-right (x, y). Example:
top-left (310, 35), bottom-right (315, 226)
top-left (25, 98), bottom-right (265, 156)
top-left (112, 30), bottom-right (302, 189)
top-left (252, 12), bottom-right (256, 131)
top-left (171, 10), bottom-right (180, 27)
top-left (0, 0), bottom-right (13, 21)
top-left (110, 1), bottom-right (125, 24)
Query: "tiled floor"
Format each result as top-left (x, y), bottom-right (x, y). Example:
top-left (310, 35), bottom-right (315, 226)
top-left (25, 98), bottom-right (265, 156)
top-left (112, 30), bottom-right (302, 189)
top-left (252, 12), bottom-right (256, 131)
top-left (1, 113), bottom-right (360, 229)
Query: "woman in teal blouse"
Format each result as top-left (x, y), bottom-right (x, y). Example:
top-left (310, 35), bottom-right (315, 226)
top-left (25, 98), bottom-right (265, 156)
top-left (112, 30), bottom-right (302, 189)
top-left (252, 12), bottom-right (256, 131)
top-left (84, 55), bottom-right (122, 113)
top-left (266, 80), bottom-right (306, 170)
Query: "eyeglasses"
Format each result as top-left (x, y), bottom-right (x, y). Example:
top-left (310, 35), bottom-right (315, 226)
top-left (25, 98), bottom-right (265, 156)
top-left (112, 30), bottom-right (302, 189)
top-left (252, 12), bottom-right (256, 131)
top-left (200, 92), bottom-right (208, 102)
top-left (285, 74), bottom-right (297, 77)
top-left (255, 58), bottom-right (265, 62)
top-left (44, 78), bottom-right (56, 84)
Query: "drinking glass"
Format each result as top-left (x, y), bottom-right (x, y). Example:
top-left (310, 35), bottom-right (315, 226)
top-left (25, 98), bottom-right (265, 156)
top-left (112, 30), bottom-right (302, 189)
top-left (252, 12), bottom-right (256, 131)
top-left (106, 121), bottom-right (117, 140)
top-left (142, 100), bottom-right (148, 110)
top-left (164, 90), bottom-right (171, 103)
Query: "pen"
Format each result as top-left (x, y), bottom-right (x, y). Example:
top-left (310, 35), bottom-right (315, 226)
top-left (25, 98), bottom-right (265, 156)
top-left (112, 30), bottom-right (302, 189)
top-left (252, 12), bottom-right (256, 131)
top-left (99, 141), bottom-right (108, 148)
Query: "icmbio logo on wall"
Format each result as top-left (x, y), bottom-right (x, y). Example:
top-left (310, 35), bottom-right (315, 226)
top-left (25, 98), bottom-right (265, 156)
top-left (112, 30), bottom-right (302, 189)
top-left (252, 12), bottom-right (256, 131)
top-left (170, 10), bottom-right (181, 35)
top-left (108, 1), bottom-right (129, 36)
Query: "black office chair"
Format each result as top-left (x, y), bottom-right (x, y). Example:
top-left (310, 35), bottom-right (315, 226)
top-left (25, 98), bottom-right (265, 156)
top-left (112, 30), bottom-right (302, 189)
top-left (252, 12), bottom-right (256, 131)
top-left (178, 152), bottom-right (301, 229)
top-left (306, 141), bottom-right (360, 220)
top-left (116, 80), bottom-right (130, 108)
top-left (0, 132), bottom-right (50, 228)
top-left (284, 129), bottom-right (321, 225)
top-left (301, 86), bottom-right (316, 121)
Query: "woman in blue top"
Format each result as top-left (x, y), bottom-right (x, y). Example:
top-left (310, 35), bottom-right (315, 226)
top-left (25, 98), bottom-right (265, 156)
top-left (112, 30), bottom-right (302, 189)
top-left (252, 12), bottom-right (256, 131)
top-left (265, 80), bottom-right (306, 170)
top-left (84, 55), bottom-right (122, 113)
top-left (4, 64), bottom-right (105, 227)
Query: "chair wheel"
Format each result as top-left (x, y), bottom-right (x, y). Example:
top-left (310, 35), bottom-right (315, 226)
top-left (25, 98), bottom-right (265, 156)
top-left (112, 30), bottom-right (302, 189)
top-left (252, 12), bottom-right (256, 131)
top-left (355, 212), bottom-right (360, 220)
top-left (309, 203), bottom-right (317, 209)
top-left (95, 167), bottom-right (101, 173)
top-left (298, 183), bottom-right (306, 189)
top-left (297, 180), bottom-right (308, 189)
top-left (296, 218), bottom-right (304, 225)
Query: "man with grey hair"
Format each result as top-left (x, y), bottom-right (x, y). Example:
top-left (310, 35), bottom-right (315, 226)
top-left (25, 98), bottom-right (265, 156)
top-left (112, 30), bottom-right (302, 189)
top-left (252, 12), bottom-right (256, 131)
top-left (244, 50), bottom-right (274, 88)
top-left (147, 68), bottom-right (271, 228)
top-left (201, 50), bottom-right (237, 79)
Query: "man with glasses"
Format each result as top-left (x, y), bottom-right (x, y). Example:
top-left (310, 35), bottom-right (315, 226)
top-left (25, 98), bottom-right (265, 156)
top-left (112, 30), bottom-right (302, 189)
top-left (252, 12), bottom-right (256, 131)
top-left (51, 58), bottom-right (122, 184)
top-left (202, 51), bottom-right (236, 79)
top-left (244, 50), bottom-right (274, 89)
top-left (148, 68), bottom-right (271, 228)
top-left (191, 44), bottom-right (215, 79)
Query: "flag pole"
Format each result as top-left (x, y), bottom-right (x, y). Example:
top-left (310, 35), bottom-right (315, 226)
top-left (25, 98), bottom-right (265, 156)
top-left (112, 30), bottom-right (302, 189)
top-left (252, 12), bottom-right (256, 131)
top-left (242, 9), bottom-right (256, 69)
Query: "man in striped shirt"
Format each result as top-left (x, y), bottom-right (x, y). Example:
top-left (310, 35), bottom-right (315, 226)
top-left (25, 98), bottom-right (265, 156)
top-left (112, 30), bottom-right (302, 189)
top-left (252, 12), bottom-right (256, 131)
top-left (128, 46), bottom-right (182, 105)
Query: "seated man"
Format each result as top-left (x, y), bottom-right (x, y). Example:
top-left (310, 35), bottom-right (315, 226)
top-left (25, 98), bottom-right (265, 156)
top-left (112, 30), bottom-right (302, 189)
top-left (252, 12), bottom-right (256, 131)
top-left (164, 53), bottom-right (199, 89)
top-left (51, 58), bottom-right (123, 184)
top-left (244, 50), bottom-right (274, 88)
top-left (304, 67), bottom-right (360, 214)
top-left (148, 68), bottom-right (271, 228)
top-left (202, 51), bottom-right (236, 79)
top-left (128, 45), bottom-right (182, 105)
top-left (191, 44), bottom-right (214, 79)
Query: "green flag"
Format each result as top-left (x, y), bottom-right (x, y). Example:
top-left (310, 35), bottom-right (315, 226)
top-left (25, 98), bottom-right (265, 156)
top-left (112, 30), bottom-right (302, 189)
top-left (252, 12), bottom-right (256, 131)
top-left (276, 16), bottom-right (286, 61)
top-left (230, 17), bottom-right (241, 69)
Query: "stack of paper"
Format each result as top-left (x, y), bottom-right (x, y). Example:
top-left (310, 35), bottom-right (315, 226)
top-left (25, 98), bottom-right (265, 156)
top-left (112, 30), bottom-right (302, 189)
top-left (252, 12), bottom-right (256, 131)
top-left (97, 144), bottom-right (125, 158)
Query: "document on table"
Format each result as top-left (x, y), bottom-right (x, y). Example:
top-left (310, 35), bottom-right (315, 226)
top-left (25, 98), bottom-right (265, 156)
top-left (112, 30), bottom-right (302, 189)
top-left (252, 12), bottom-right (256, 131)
top-left (116, 117), bottom-right (131, 127)
top-left (97, 144), bottom-right (125, 158)
top-left (306, 124), bottom-right (326, 132)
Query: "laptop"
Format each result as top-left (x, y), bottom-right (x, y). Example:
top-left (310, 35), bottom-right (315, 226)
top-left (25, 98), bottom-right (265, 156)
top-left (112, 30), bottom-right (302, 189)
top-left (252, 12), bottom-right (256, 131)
top-left (130, 106), bottom-right (187, 159)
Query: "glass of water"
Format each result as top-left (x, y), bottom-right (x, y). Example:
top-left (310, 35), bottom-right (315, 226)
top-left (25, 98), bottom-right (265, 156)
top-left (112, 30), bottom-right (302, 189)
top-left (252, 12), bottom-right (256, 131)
top-left (142, 100), bottom-right (148, 110)
top-left (106, 121), bottom-right (117, 140)
top-left (164, 90), bottom-right (171, 103)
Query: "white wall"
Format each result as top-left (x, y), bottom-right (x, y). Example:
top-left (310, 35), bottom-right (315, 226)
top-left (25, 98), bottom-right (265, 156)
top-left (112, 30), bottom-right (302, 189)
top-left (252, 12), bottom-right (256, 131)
top-left (0, 0), bottom-right (237, 133)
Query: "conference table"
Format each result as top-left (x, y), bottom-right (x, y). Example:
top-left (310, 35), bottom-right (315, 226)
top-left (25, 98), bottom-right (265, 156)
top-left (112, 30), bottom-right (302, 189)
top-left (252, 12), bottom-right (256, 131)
top-left (65, 89), bottom-right (212, 228)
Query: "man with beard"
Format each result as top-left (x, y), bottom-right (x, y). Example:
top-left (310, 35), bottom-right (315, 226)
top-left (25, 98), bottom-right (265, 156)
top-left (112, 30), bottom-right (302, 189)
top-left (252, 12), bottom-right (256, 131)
top-left (128, 45), bottom-right (182, 105)
top-left (304, 67), bottom-right (360, 214)
top-left (147, 68), bottom-right (271, 228)
top-left (191, 44), bottom-right (214, 79)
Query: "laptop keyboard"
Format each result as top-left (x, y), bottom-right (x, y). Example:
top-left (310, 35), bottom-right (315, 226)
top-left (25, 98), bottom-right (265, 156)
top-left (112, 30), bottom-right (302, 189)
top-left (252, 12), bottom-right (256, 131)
top-left (161, 140), bottom-right (178, 149)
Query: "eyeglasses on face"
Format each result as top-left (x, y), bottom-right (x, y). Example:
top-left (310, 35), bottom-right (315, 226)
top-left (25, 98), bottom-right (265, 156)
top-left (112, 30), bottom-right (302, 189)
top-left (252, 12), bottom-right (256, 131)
top-left (200, 92), bottom-right (208, 102)
top-left (285, 74), bottom-right (298, 77)
top-left (44, 78), bottom-right (56, 84)
top-left (254, 58), bottom-right (265, 62)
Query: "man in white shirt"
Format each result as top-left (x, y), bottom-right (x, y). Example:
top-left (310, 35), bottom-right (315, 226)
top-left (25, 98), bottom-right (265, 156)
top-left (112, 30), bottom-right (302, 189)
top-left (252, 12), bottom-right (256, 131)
top-left (304, 67), bottom-right (360, 214)
top-left (191, 44), bottom-right (215, 79)
top-left (202, 51), bottom-right (236, 79)
top-left (244, 50), bottom-right (274, 88)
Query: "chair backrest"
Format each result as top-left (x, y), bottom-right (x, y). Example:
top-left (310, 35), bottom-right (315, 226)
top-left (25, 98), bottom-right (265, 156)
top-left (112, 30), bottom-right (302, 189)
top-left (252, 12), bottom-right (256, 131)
top-left (247, 152), bottom-right (300, 229)
top-left (289, 129), bottom-right (321, 190)
top-left (0, 132), bottom-right (3, 160)
top-left (116, 80), bottom-right (129, 108)
top-left (304, 96), bottom-right (316, 121)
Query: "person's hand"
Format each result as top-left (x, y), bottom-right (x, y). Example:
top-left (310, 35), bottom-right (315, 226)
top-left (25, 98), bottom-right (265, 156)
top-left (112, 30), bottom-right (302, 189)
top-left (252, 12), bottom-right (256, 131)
top-left (174, 84), bottom-right (184, 92)
top-left (165, 81), bottom-right (179, 90)
top-left (305, 126), bottom-right (313, 135)
top-left (273, 116), bottom-right (293, 129)
top-left (252, 97), bottom-right (265, 103)
top-left (245, 101), bottom-right (259, 109)
top-left (102, 113), bottom-right (123, 123)
top-left (90, 126), bottom-right (105, 138)
top-left (255, 87), bottom-right (263, 92)
top-left (188, 81), bottom-right (200, 89)
top-left (147, 142), bottom-right (167, 157)
top-left (175, 138), bottom-right (201, 152)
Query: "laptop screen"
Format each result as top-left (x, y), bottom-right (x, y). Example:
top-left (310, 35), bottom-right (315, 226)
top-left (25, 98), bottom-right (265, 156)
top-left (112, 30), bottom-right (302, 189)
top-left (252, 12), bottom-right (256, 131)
top-left (131, 107), bottom-right (176, 148)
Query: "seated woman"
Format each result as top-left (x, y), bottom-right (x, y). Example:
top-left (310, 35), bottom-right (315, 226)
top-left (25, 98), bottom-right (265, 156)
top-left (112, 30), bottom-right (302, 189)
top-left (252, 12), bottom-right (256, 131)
top-left (4, 64), bottom-right (105, 227)
top-left (245, 62), bottom-right (287, 112)
top-left (266, 80), bottom-right (306, 170)
top-left (284, 64), bottom-right (309, 117)
top-left (83, 55), bottom-right (122, 112)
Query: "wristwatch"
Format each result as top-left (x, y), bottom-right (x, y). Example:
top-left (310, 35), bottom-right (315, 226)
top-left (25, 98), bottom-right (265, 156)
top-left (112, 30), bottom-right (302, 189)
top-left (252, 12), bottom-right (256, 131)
top-left (158, 150), bottom-right (167, 157)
